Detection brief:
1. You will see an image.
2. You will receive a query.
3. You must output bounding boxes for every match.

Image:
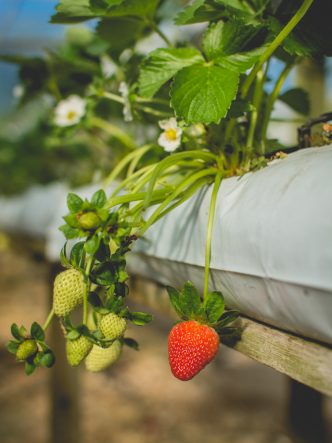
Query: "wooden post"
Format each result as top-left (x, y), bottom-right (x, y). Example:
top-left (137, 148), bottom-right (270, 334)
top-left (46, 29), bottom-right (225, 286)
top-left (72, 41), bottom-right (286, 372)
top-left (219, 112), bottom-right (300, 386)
top-left (49, 263), bottom-right (80, 443)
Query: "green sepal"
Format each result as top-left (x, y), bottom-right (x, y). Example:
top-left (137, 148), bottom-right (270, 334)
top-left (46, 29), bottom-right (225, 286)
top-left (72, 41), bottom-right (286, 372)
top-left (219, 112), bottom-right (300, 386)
top-left (60, 243), bottom-right (71, 268)
top-left (25, 361), bottom-right (36, 376)
top-left (181, 281), bottom-right (204, 319)
top-left (84, 235), bottom-right (101, 255)
top-left (215, 310), bottom-right (240, 328)
top-left (30, 322), bottom-right (45, 341)
top-left (128, 311), bottom-right (153, 326)
top-left (91, 189), bottom-right (106, 209)
top-left (6, 340), bottom-right (20, 355)
top-left (166, 286), bottom-right (184, 318)
top-left (66, 329), bottom-right (81, 340)
top-left (123, 337), bottom-right (139, 351)
top-left (63, 213), bottom-right (80, 228)
top-left (59, 224), bottom-right (82, 240)
top-left (70, 241), bottom-right (85, 268)
top-left (67, 193), bottom-right (84, 213)
top-left (40, 350), bottom-right (56, 368)
top-left (88, 291), bottom-right (102, 308)
top-left (204, 291), bottom-right (225, 324)
top-left (11, 323), bottom-right (23, 341)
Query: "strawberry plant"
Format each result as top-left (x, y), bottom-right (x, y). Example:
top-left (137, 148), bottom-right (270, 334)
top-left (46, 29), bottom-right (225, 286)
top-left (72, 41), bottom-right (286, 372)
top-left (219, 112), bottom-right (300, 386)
top-left (5, 0), bottom-right (332, 379)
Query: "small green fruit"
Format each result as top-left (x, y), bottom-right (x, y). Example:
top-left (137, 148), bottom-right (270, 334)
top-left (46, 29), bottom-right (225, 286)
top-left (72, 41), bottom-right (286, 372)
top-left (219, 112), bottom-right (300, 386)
top-left (100, 313), bottom-right (126, 340)
top-left (66, 336), bottom-right (92, 367)
top-left (16, 340), bottom-right (38, 361)
top-left (77, 212), bottom-right (101, 230)
top-left (53, 269), bottom-right (84, 317)
top-left (85, 340), bottom-right (122, 372)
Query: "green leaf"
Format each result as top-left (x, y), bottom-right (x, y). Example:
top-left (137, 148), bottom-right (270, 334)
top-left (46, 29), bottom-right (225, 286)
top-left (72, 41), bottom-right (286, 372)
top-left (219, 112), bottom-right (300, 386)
top-left (204, 291), bottom-right (225, 324)
top-left (171, 64), bottom-right (239, 124)
top-left (123, 337), bottom-right (139, 350)
top-left (227, 99), bottom-right (254, 118)
top-left (67, 193), bottom-right (84, 213)
top-left (279, 88), bottom-right (310, 116)
top-left (51, 0), bottom-right (96, 23)
top-left (181, 282), bottom-right (202, 318)
top-left (91, 189), bottom-right (107, 208)
top-left (40, 351), bottom-right (56, 368)
top-left (139, 47), bottom-right (204, 98)
top-left (11, 323), bottom-right (22, 340)
top-left (175, 0), bottom-right (220, 25)
top-left (166, 286), bottom-right (184, 318)
top-left (6, 341), bottom-right (20, 355)
top-left (103, 0), bottom-right (159, 18)
top-left (129, 312), bottom-right (153, 326)
top-left (88, 291), bottom-right (103, 308)
top-left (84, 235), bottom-right (101, 255)
top-left (25, 361), bottom-right (36, 376)
top-left (59, 225), bottom-right (81, 240)
top-left (91, 262), bottom-right (117, 285)
top-left (70, 241), bottom-right (85, 268)
top-left (215, 47), bottom-right (264, 73)
top-left (215, 0), bottom-right (255, 16)
top-left (31, 322), bottom-right (45, 341)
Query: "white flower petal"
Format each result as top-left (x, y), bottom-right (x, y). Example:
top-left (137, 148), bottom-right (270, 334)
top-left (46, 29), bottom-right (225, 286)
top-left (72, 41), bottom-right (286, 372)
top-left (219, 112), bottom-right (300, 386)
top-left (158, 132), bottom-right (181, 152)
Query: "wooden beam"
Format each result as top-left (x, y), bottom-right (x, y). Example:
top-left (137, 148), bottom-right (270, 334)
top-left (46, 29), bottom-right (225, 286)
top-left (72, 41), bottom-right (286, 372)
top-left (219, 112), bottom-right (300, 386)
top-left (130, 276), bottom-right (332, 397)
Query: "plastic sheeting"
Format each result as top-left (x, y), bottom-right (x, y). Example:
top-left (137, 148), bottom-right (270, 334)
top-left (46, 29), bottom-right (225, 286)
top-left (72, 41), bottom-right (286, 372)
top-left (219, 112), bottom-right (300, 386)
top-left (0, 146), bottom-right (331, 344)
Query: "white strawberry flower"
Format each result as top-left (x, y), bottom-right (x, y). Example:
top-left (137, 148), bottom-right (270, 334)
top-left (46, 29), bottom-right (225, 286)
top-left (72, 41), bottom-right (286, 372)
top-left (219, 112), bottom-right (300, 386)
top-left (158, 118), bottom-right (182, 152)
top-left (54, 95), bottom-right (86, 127)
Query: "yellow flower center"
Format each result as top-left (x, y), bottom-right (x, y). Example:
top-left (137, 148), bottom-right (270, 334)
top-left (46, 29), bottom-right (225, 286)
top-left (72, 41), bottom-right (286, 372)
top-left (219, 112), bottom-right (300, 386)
top-left (67, 110), bottom-right (77, 120)
top-left (165, 128), bottom-right (177, 141)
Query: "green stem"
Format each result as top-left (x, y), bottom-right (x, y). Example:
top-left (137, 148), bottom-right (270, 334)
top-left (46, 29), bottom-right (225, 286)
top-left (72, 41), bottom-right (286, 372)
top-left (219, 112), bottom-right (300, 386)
top-left (246, 67), bottom-right (264, 152)
top-left (103, 145), bottom-right (152, 188)
top-left (111, 164), bottom-right (156, 197)
top-left (203, 173), bottom-right (223, 300)
top-left (136, 104), bottom-right (173, 118)
top-left (103, 91), bottom-right (125, 104)
top-left (260, 61), bottom-right (295, 149)
top-left (90, 116), bottom-right (136, 151)
top-left (143, 151), bottom-right (217, 208)
top-left (42, 308), bottom-right (55, 331)
top-left (83, 256), bottom-right (94, 325)
top-left (141, 168), bottom-right (217, 235)
top-left (241, 0), bottom-right (314, 98)
top-left (106, 188), bottom-right (170, 210)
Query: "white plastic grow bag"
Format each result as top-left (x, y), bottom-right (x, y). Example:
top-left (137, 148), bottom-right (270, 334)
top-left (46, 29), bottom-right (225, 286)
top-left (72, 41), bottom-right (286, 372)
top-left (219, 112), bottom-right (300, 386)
top-left (0, 146), bottom-right (331, 344)
top-left (128, 146), bottom-right (332, 345)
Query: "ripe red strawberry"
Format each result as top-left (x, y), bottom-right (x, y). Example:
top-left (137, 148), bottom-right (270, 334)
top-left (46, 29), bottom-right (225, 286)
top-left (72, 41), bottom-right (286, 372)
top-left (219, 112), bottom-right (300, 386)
top-left (168, 320), bottom-right (220, 381)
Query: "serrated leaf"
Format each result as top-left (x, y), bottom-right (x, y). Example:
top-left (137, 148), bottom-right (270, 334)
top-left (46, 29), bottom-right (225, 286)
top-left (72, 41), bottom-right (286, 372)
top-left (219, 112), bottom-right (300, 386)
top-left (104, 0), bottom-right (159, 18)
top-left (204, 291), bottom-right (225, 324)
top-left (175, 0), bottom-right (219, 25)
top-left (91, 189), bottom-right (107, 208)
top-left (25, 361), bottom-right (36, 376)
top-left (181, 282), bottom-right (202, 318)
top-left (215, 0), bottom-right (255, 16)
top-left (123, 337), bottom-right (139, 350)
top-left (11, 323), bottom-right (22, 340)
top-left (40, 351), bottom-right (56, 368)
top-left (279, 88), bottom-right (310, 116)
top-left (51, 0), bottom-right (96, 23)
top-left (97, 17), bottom-right (145, 51)
top-left (166, 286), bottom-right (184, 318)
top-left (139, 48), bottom-right (204, 98)
top-left (84, 235), bottom-right (101, 255)
top-left (171, 64), bottom-right (239, 124)
top-left (6, 341), bottom-right (20, 355)
top-left (31, 322), bottom-right (45, 341)
top-left (129, 312), bottom-right (153, 326)
top-left (215, 47), bottom-right (264, 73)
top-left (67, 193), bottom-right (84, 213)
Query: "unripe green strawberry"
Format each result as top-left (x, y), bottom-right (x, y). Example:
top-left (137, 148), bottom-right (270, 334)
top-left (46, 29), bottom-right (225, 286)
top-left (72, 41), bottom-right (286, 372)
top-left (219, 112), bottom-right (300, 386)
top-left (53, 269), bottom-right (84, 317)
top-left (16, 340), bottom-right (38, 361)
top-left (66, 335), bottom-right (92, 367)
top-left (85, 340), bottom-right (122, 372)
top-left (77, 212), bottom-right (101, 230)
top-left (100, 313), bottom-right (126, 340)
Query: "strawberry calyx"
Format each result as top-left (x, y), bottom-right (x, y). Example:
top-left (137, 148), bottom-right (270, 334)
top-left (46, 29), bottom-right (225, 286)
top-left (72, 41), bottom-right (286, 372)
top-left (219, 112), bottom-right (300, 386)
top-left (166, 281), bottom-right (240, 337)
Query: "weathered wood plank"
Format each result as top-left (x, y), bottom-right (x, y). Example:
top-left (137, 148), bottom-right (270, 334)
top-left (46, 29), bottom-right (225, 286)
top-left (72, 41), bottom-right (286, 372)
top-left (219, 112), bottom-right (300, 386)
top-left (130, 276), bottom-right (332, 397)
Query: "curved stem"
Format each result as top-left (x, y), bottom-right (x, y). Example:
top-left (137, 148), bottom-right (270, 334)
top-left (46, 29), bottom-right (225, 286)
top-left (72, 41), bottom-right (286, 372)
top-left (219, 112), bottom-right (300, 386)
top-left (246, 67), bottom-right (264, 153)
top-left (203, 173), bottom-right (223, 300)
top-left (260, 61), bottom-right (295, 149)
top-left (90, 116), bottom-right (136, 150)
top-left (42, 308), bottom-right (55, 331)
top-left (241, 0), bottom-right (314, 98)
top-left (83, 256), bottom-right (94, 325)
top-left (106, 188), bottom-right (170, 210)
top-left (111, 164), bottom-right (155, 197)
top-left (141, 168), bottom-right (217, 235)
